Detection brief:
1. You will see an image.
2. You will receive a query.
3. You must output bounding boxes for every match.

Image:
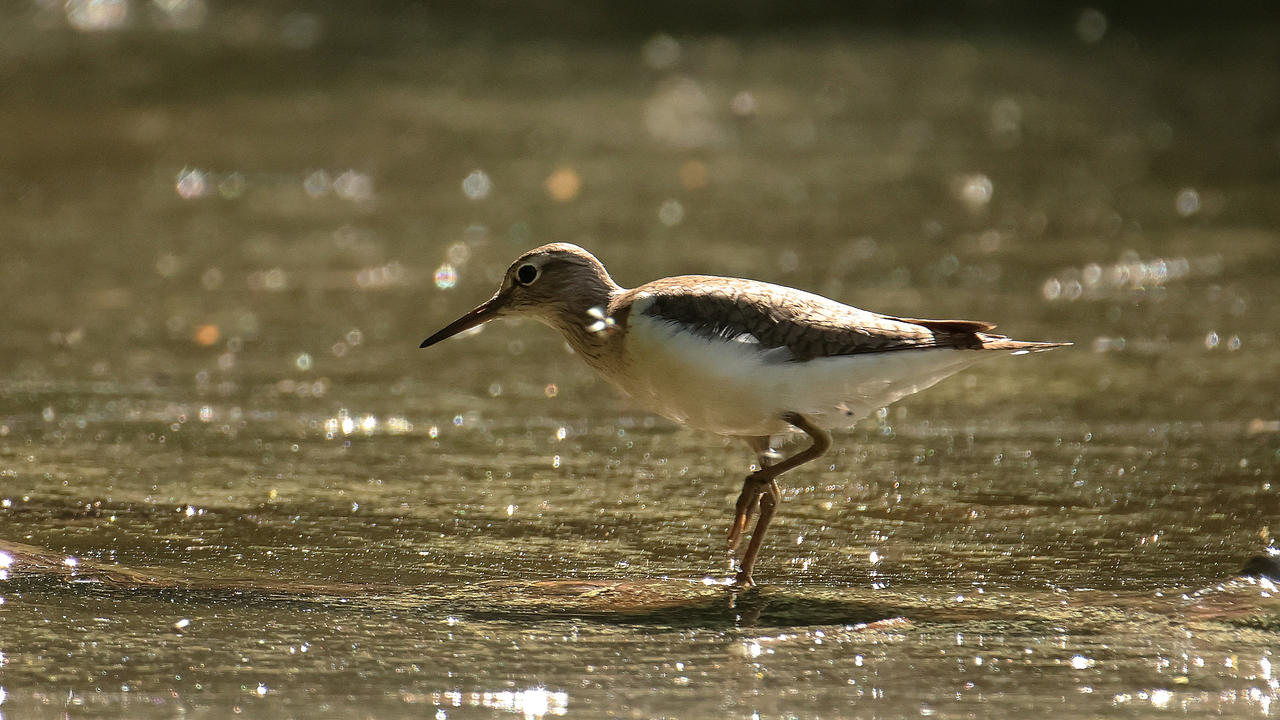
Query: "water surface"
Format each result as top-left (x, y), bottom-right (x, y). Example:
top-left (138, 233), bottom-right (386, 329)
top-left (2, 5), bottom-right (1279, 718)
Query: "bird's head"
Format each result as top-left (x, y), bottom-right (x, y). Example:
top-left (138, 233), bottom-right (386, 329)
top-left (420, 243), bottom-right (621, 348)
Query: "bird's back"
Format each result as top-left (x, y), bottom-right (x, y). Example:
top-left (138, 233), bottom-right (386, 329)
top-left (601, 275), bottom-right (1065, 436)
top-left (613, 275), bottom-right (1061, 361)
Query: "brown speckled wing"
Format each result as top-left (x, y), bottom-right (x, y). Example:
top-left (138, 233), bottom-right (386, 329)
top-left (614, 276), bottom-right (992, 362)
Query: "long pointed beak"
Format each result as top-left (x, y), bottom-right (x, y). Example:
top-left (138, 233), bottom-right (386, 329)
top-left (419, 293), bottom-right (506, 349)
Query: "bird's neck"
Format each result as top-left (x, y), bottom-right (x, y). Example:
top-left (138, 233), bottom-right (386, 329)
top-left (539, 278), bottom-right (627, 375)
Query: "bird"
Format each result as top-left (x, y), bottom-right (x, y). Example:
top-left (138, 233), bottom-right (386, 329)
top-left (419, 243), bottom-right (1068, 587)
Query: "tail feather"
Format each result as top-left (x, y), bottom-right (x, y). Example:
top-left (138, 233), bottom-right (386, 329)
top-left (890, 316), bottom-right (997, 335)
top-left (977, 334), bottom-right (1072, 353)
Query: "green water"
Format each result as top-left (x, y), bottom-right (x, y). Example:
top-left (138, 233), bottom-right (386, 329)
top-left (3, 5), bottom-right (1280, 718)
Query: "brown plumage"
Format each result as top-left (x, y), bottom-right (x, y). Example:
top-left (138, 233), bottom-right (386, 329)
top-left (420, 243), bottom-right (1070, 587)
top-left (620, 277), bottom-right (1064, 361)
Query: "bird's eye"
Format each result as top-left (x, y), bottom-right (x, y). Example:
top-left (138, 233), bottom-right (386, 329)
top-left (516, 263), bottom-right (539, 285)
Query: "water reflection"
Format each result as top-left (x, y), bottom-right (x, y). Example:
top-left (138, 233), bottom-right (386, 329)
top-left (389, 688), bottom-right (570, 719)
top-left (321, 408), bottom-right (415, 438)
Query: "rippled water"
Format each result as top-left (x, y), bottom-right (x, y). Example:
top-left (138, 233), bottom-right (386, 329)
top-left (3, 5), bottom-right (1280, 718)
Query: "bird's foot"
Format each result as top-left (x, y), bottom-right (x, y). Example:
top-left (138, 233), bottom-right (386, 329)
top-left (731, 569), bottom-right (757, 589)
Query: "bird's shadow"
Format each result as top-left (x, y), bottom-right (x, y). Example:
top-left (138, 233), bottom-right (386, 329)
top-left (5, 539), bottom-right (1279, 631)
top-left (448, 577), bottom-right (915, 629)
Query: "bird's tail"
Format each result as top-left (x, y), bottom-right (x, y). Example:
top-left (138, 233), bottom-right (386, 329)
top-left (977, 334), bottom-right (1072, 354)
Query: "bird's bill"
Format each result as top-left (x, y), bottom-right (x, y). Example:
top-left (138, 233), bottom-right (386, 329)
top-left (419, 294), bottom-right (505, 348)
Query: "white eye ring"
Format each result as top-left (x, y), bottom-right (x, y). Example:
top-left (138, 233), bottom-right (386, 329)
top-left (516, 263), bottom-right (539, 285)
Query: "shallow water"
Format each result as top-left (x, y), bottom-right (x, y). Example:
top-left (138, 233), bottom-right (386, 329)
top-left (3, 5), bottom-right (1280, 718)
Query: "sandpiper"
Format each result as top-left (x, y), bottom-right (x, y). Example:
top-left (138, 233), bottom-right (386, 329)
top-left (420, 243), bottom-right (1068, 586)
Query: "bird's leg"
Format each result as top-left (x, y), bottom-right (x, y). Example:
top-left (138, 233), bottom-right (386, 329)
top-left (731, 412), bottom-right (831, 588)
top-left (727, 480), bottom-right (762, 553)
top-left (727, 436), bottom-right (774, 553)
top-left (732, 478), bottom-right (780, 588)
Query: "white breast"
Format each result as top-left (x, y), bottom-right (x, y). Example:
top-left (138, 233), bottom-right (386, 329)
top-left (614, 310), bottom-right (986, 437)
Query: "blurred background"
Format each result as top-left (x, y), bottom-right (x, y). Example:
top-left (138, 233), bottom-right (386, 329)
top-left (2, 2), bottom-right (1279, 718)
top-left (3, 0), bottom-right (1278, 391)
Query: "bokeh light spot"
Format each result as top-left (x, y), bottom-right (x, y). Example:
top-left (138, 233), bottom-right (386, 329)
top-left (333, 170), bottom-right (374, 203)
top-left (678, 160), bottom-right (709, 190)
top-left (217, 172), bottom-right (245, 199)
top-left (434, 263), bottom-right (458, 289)
top-left (304, 170), bottom-right (331, 197)
top-left (193, 324), bottom-right (220, 346)
top-left (1176, 188), bottom-right (1201, 216)
top-left (462, 170), bottom-right (492, 200)
top-left (201, 267), bottom-right (223, 290)
top-left (730, 91), bottom-right (757, 117)
top-left (645, 78), bottom-right (723, 149)
top-left (248, 268), bottom-right (289, 292)
top-left (642, 33), bottom-right (681, 70)
top-left (955, 174), bottom-right (993, 210)
top-left (175, 168), bottom-right (207, 199)
top-left (1075, 8), bottom-right (1108, 44)
top-left (544, 167), bottom-right (582, 202)
top-left (658, 199), bottom-right (685, 226)
top-left (153, 0), bottom-right (207, 31)
top-left (65, 0), bottom-right (128, 32)
top-left (355, 262), bottom-right (405, 290)
top-left (989, 98), bottom-right (1023, 147)
top-left (156, 254), bottom-right (181, 278)
top-left (447, 242), bottom-right (472, 265)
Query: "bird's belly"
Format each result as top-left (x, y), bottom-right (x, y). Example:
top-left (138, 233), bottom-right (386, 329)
top-left (616, 314), bottom-right (985, 437)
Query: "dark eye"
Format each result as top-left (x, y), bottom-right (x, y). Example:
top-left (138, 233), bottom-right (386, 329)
top-left (516, 264), bottom-right (539, 285)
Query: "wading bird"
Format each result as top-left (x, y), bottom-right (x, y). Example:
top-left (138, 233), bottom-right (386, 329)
top-left (420, 244), bottom-right (1067, 586)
